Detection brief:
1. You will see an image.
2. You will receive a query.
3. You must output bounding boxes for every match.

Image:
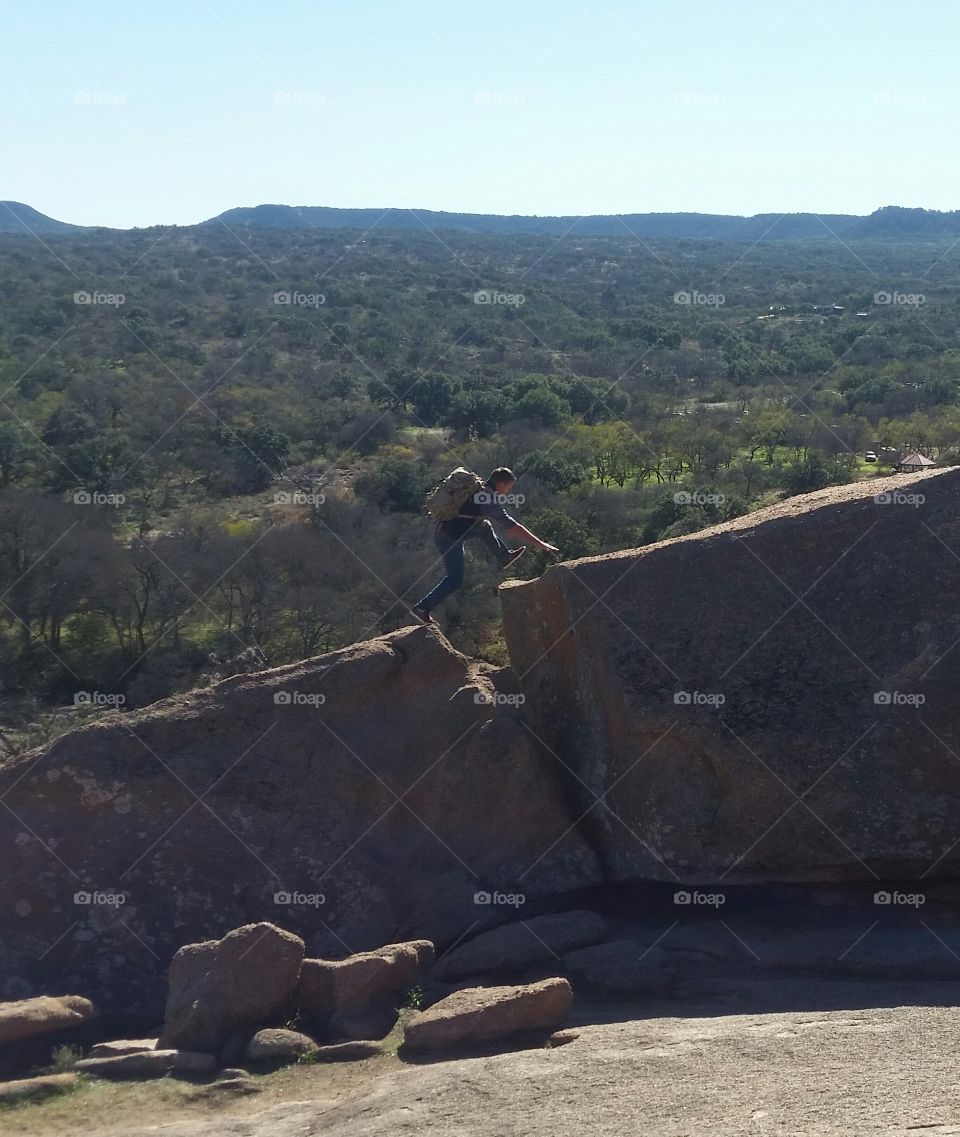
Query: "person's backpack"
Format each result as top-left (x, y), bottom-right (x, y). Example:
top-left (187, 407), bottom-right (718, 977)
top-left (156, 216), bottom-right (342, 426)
top-left (424, 467), bottom-right (487, 522)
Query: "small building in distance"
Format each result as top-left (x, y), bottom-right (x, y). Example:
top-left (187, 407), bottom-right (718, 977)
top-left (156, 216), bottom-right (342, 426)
top-left (895, 450), bottom-right (936, 473)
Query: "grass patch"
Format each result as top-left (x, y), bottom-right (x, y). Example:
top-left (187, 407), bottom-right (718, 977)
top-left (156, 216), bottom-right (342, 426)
top-left (380, 1015), bottom-right (410, 1058)
top-left (47, 1045), bottom-right (82, 1074)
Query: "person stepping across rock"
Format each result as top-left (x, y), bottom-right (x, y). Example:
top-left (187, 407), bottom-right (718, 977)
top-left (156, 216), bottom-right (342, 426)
top-left (412, 466), bottom-right (558, 624)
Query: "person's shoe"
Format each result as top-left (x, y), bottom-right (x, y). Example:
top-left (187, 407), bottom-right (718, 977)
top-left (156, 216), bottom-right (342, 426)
top-left (501, 546), bottom-right (527, 570)
top-left (411, 606), bottom-right (434, 625)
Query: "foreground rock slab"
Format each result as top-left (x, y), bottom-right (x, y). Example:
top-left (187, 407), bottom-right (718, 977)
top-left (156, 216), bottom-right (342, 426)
top-left (87, 1037), bottom-right (159, 1058)
top-left (0, 1072), bottom-right (78, 1102)
top-left (0, 627), bottom-right (598, 1015)
top-left (502, 466), bottom-right (960, 883)
top-left (95, 988), bottom-right (960, 1137)
top-left (75, 1049), bottom-right (215, 1078)
top-left (403, 978), bottom-right (573, 1051)
top-left (0, 995), bottom-right (96, 1045)
top-left (312, 1040), bottom-right (383, 1062)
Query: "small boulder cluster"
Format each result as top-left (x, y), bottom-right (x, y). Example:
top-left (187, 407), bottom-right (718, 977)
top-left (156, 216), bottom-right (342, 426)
top-left (0, 908), bottom-right (667, 1094)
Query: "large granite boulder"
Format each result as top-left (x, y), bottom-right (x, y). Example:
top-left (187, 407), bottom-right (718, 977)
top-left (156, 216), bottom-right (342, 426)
top-left (501, 466), bottom-right (960, 883)
top-left (0, 626), bottom-right (598, 1014)
top-left (0, 995), bottom-right (96, 1045)
top-left (297, 939), bottom-right (433, 1039)
top-left (74, 1049), bottom-right (216, 1078)
top-left (160, 922), bottom-right (304, 1051)
top-left (403, 978), bottom-right (573, 1051)
top-left (244, 1027), bottom-right (319, 1065)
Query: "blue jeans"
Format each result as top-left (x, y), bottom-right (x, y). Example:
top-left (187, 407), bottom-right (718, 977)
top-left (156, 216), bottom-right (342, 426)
top-left (416, 521), bottom-right (511, 612)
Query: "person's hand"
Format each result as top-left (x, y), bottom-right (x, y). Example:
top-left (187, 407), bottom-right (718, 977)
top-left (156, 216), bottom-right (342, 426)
top-left (539, 542), bottom-right (560, 554)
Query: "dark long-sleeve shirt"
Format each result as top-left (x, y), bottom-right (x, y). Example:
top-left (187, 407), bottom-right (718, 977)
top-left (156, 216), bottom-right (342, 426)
top-left (438, 483), bottom-right (518, 540)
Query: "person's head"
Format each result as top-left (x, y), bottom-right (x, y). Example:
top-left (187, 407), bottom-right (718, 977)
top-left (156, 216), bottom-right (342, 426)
top-left (489, 466), bottom-right (516, 493)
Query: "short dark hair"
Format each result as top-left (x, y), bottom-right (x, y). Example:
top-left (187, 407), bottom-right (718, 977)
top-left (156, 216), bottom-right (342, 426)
top-left (489, 466), bottom-right (515, 487)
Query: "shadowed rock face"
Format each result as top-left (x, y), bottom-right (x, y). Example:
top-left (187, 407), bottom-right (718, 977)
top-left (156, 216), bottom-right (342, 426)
top-left (0, 627), bottom-right (599, 1014)
top-left (501, 466), bottom-right (960, 885)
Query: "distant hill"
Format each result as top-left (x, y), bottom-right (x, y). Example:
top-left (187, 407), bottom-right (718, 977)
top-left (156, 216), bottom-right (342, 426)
top-left (0, 201), bottom-right (86, 234)
top-left (205, 204), bottom-right (960, 241)
top-left (846, 205), bottom-right (960, 238)
top-left (208, 204), bottom-right (862, 240)
top-left (3, 200), bottom-right (960, 241)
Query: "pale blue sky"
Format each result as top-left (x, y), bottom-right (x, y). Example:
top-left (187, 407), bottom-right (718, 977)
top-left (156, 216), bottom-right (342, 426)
top-left (3, 0), bottom-right (956, 228)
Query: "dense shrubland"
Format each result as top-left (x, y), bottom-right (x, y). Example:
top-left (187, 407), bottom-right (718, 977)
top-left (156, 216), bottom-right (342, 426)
top-left (0, 222), bottom-right (958, 731)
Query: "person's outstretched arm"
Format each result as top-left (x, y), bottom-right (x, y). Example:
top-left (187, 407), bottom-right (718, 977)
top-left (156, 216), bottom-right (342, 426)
top-left (504, 521), bottom-right (559, 554)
